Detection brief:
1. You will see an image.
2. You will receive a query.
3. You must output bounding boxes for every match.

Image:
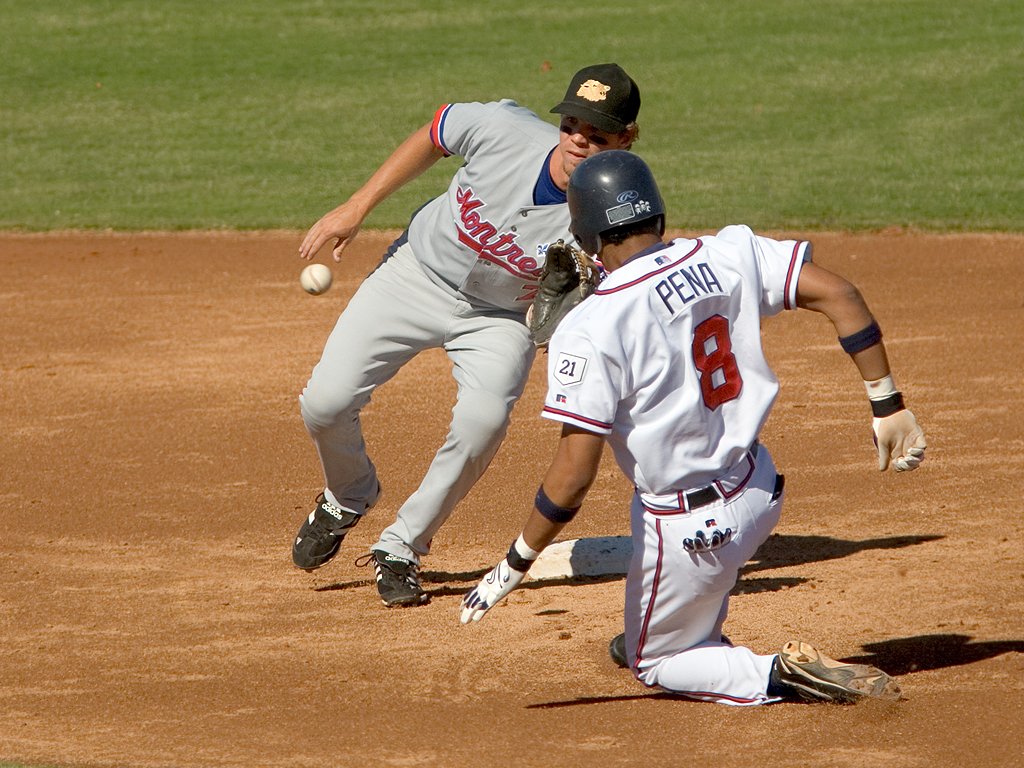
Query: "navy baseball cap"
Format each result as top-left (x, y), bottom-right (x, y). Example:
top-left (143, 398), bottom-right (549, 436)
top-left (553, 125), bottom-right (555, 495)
top-left (550, 63), bottom-right (641, 133)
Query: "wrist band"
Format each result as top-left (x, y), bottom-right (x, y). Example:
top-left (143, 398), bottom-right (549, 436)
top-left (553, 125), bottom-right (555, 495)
top-left (864, 374), bottom-right (898, 399)
top-left (506, 534), bottom-right (540, 573)
top-left (864, 374), bottom-right (905, 417)
top-left (839, 321), bottom-right (882, 354)
top-left (870, 391), bottom-right (906, 418)
top-left (535, 485), bottom-right (580, 523)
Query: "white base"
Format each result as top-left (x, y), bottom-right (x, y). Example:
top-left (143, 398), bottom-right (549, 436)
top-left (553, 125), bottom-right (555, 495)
top-left (529, 536), bottom-right (632, 580)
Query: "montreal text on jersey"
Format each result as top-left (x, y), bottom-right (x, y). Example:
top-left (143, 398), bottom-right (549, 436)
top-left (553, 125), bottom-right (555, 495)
top-left (455, 185), bottom-right (540, 277)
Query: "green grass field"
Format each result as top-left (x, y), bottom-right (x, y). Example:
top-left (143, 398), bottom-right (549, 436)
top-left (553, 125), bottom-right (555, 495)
top-left (1, 1), bottom-right (1021, 232)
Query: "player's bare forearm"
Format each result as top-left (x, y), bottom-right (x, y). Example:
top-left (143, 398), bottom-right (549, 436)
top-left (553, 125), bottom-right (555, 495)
top-left (546, 427), bottom-right (604, 499)
top-left (522, 426), bottom-right (605, 550)
top-left (795, 262), bottom-right (873, 334)
top-left (459, 426), bottom-right (605, 623)
top-left (795, 262), bottom-right (891, 381)
top-left (346, 123), bottom-right (445, 216)
top-left (299, 123), bottom-right (445, 260)
top-left (795, 261), bottom-right (926, 472)
top-left (521, 512), bottom-right (568, 553)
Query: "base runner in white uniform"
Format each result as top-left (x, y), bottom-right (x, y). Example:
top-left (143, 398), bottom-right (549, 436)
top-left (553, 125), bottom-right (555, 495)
top-left (460, 151), bottom-right (927, 705)
top-left (292, 65), bottom-right (642, 607)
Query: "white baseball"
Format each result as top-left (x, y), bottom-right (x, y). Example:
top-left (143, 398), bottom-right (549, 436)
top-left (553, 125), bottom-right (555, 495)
top-left (300, 263), bottom-right (333, 295)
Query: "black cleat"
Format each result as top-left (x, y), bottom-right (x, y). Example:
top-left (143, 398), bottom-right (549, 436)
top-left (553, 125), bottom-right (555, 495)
top-left (361, 549), bottom-right (429, 607)
top-left (609, 633), bottom-right (628, 668)
top-left (292, 493), bottom-right (362, 571)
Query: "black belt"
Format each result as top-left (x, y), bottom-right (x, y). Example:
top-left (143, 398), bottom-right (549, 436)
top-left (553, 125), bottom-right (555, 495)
top-left (683, 472), bottom-right (784, 511)
top-left (684, 485), bottom-right (721, 510)
top-left (644, 446), bottom-right (768, 515)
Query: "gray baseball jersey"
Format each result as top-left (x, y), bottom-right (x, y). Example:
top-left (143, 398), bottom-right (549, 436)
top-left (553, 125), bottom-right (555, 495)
top-left (410, 99), bottom-right (574, 311)
top-left (302, 98), bottom-right (584, 565)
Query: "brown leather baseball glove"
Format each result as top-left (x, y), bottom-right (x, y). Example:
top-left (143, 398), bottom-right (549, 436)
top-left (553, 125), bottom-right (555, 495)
top-left (527, 240), bottom-right (600, 348)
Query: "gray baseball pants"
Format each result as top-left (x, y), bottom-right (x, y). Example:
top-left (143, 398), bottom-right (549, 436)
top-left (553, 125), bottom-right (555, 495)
top-left (299, 243), bottom-right (536, 563)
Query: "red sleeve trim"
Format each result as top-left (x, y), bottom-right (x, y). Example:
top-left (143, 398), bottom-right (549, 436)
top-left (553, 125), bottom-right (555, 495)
top-left (430, 104), bottom-right (453, 157)
top-left (783, 241), bottom-right (805, 310)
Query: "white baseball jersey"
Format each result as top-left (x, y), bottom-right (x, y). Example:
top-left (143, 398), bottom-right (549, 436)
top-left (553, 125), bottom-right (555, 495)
top-left (542, 225), bottom-right (811, 704)
top-left (408, 99), bottom-right (575, 311)
top-left (543, 226), bottom-right (811, 493)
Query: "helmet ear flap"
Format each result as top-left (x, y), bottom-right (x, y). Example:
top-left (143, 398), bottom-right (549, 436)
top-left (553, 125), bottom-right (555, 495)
top-left (575, 230), bottom-right (601, 257)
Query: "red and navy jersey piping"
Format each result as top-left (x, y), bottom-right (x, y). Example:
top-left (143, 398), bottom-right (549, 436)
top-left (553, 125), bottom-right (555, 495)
top-left (430, 104), bottom-right (454, 157)
top-left (783, 241), bottom-right (805, 310)
top-left (594, 240), bottom-right (704, 295)
top-left (541, 406), bottom-right (611, 431)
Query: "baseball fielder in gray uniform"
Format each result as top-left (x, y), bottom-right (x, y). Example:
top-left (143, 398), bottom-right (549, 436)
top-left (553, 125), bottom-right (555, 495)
top-left (292, 64), bottom-right (641, 607)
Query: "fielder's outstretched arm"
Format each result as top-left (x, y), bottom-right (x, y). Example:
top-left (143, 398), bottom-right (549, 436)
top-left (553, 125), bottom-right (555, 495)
top-left (795, 261), bottom-right (927, 472)
top-left (299, 122), bottom-right (446, 262)
top-left (460, 426), bottom-right (605, 624)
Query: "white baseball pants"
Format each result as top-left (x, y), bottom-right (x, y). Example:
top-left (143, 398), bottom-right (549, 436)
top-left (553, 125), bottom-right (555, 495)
top-left (624, 445), bottom-right (785, 705)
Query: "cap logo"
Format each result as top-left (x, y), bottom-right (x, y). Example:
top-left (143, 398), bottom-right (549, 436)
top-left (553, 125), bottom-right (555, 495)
top-left (576, 79), bottom-right (611, 102)
top-left (616, 190), bottom-right (639, 203)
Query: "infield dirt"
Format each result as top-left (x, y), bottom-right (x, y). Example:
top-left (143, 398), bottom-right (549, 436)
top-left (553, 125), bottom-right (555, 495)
top-left (1, 231), bottom-right (1022, 768)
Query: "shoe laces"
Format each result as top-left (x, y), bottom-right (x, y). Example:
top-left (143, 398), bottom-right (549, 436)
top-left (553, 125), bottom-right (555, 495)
top-left (353, 551), bottom-right (415, 571)
top-left (366, 552), bottom-right (421, 586)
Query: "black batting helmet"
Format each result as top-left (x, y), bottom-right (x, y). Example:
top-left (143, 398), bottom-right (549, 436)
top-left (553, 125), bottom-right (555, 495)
top-left (568, 150), bottom-right (665, 256)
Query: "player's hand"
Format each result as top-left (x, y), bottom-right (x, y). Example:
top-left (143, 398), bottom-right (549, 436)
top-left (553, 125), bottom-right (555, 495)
top-left (872, 409), bottom-right (927, 472)
top-left (299, 201), bottom-right (364, 263)
top-left (459, 558), bottom-right (526, 624)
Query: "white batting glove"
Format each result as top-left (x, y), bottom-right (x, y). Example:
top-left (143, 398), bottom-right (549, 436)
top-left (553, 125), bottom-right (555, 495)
top-left (460, 558), bottom-right (527, 624)
top-left (872, 409), bottom-right (927, 472)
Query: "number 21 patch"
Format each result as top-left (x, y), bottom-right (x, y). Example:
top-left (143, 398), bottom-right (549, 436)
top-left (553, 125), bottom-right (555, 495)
top-left (554, 352), bottom-right (588, 386)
